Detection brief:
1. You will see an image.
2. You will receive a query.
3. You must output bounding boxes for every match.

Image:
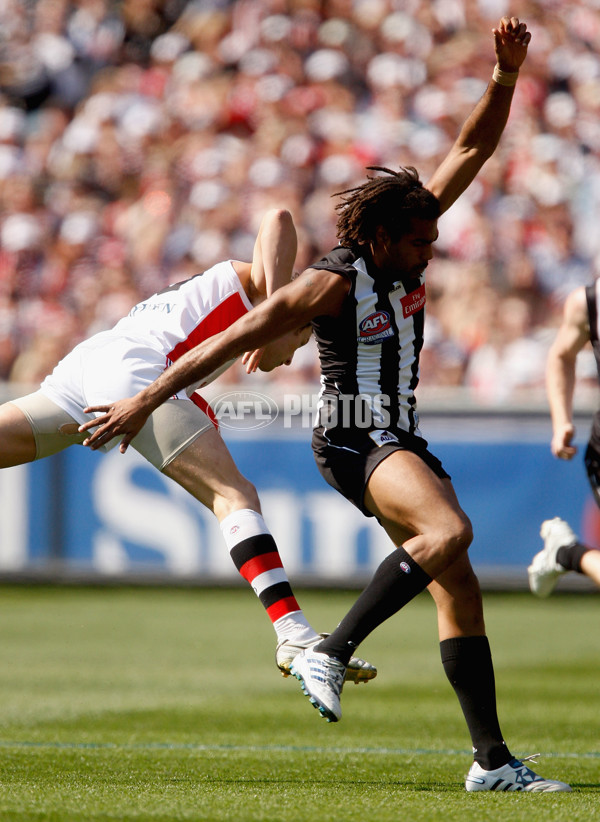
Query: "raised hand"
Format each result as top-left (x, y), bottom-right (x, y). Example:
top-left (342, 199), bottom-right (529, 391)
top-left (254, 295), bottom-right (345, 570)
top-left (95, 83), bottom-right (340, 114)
top-left (493, 17), bottom-right (531, 72)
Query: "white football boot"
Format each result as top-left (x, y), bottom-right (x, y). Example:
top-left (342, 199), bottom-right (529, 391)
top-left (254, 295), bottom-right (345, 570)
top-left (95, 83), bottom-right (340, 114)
top-left (466, 756), bottom-right (571, 792)
top-left (528, 518), bottom-right (577, 597)
top-left (290, 649), bottom-right (346, 722)
top-left (276, 633), bottom-right (376, 684)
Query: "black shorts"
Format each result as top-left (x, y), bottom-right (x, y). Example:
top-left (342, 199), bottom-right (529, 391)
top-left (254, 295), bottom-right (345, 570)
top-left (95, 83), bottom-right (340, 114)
top-left (312, 425), bottom-right (450, 517)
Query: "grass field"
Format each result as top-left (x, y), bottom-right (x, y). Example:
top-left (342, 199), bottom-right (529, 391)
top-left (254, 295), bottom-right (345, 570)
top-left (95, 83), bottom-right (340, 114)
top-left (0, 586), bottom-right (598, 821)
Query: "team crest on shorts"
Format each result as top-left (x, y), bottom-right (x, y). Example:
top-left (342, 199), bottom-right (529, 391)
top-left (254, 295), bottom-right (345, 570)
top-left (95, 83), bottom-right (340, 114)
top-left (368, 429), bottom-right (399, 448)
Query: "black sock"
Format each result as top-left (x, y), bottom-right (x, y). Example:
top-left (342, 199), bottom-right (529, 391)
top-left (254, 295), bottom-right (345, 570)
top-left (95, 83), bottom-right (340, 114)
top-left (556, 542), bottom-right (590, 573)
top-left (440, 636), bottom-right (511, 771)
top-left (316, 546), bottom-right (432, 665)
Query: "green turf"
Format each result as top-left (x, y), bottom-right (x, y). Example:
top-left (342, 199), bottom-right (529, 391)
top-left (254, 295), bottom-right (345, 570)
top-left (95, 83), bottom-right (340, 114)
top-left (0, 586), bottom-right (597, 821)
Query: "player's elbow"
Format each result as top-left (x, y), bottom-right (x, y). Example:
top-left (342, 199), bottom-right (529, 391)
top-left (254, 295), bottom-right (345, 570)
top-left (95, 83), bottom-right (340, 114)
top-left (551, 348), bottom-right (578, 370)
top-left (263, 207), bottom-right (294, 232)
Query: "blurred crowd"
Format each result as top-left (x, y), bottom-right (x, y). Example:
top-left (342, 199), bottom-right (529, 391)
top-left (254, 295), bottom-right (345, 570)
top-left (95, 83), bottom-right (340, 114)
top-left (1, 0), bottom-right (600, 405)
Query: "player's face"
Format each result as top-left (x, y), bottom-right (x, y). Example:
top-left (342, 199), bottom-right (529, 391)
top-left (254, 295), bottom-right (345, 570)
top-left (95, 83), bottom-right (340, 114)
top-left (258, 325), bottom-right (313, 371)
top-left (383, 218), bottom-right (439, 278)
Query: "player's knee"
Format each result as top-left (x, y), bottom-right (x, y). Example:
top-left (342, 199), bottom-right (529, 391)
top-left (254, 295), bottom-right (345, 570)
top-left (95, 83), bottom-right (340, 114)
top-left (441, 513), bottom-right (473, 563)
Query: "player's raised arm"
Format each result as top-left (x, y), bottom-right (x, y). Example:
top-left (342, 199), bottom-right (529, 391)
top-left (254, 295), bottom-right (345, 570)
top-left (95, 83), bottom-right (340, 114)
top-left (250, 208), bottom-right (298, 299)
top-left (425, 17), bottom-right (531, 214)
top-left (243, 208), bottom-right (299, 373)
top-left (547, 287), bottom-right (591, 460)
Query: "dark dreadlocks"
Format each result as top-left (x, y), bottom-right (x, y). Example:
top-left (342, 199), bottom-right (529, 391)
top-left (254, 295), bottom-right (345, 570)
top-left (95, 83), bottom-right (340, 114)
top-left (334, 166), bottom-right (441, 251)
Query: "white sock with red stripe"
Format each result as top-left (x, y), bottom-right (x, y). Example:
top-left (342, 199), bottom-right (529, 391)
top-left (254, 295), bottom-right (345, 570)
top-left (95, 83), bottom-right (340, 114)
top-left (220, 509), bottom-right (318, 642)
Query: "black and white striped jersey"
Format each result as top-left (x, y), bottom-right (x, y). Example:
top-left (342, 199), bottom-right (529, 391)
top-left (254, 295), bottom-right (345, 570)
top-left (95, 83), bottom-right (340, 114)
top-left (586, 280), bottom-right (600, 374)
top-left (311, 246), bottom-right (426, 438)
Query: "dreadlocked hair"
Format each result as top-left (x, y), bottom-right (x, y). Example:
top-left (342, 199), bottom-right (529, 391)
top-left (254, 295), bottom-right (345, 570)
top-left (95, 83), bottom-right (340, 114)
top-left (334, 166), bottom-right (440, 250)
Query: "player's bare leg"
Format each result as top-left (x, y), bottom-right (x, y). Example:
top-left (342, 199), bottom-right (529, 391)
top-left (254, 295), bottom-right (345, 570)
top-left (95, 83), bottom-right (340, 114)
top-left (581, 549), bottom-right (600, 586)
top-left (0, 402), bottom-right (37, 467)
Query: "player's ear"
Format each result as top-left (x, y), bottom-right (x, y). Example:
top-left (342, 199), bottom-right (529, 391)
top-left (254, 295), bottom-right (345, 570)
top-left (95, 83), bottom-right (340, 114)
top-left (374, 225), bottom-right (390, 247)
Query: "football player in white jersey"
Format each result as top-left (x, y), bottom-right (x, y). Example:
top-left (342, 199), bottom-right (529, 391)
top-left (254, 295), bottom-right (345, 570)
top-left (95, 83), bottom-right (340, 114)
top-left (0, 207), bottom-right (376, 684)
top-left (79, 18), bottom-right (570, 792)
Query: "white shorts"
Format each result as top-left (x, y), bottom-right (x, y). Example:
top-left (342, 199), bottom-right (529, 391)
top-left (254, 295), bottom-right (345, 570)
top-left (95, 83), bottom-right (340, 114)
top-left (11, 391), bottom-right (214, 471)
top-left (13, 333), bottom-right (215, 470)
top-left (40, 331), bottom-right (188, 423)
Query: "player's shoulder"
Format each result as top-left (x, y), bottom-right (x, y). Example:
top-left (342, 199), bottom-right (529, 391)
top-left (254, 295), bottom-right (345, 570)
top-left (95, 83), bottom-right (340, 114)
top-left (309, 245), bottom-right (359, 277)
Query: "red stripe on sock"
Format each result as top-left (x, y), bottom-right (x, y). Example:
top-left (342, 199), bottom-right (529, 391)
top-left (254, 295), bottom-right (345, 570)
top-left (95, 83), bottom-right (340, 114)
top-left (266, 596), bottom-right (301, 621)
top-left (238, 551), bottom-right (284, 582)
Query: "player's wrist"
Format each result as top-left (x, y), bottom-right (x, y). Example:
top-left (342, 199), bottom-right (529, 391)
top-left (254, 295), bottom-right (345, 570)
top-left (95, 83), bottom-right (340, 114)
top-left (143, 385), bottom-right (169, 412)
top-left (493, 64), bottom-right (519, 86)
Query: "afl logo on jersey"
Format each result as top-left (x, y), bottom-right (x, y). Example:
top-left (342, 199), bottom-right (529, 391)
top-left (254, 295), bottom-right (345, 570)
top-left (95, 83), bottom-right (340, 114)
top-left (358, 311), bottom-right (394, 344)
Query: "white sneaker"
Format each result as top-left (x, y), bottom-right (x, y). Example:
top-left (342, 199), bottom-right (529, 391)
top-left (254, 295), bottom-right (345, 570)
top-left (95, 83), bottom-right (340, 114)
top-left (276, 634), bottom-right (377, 684)
top-left (290, 649), bottom-right (345, 722)
top-left (465, 757), bottom-right (571, 792)
top-left (528, 518), bottom-right (577, 598)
